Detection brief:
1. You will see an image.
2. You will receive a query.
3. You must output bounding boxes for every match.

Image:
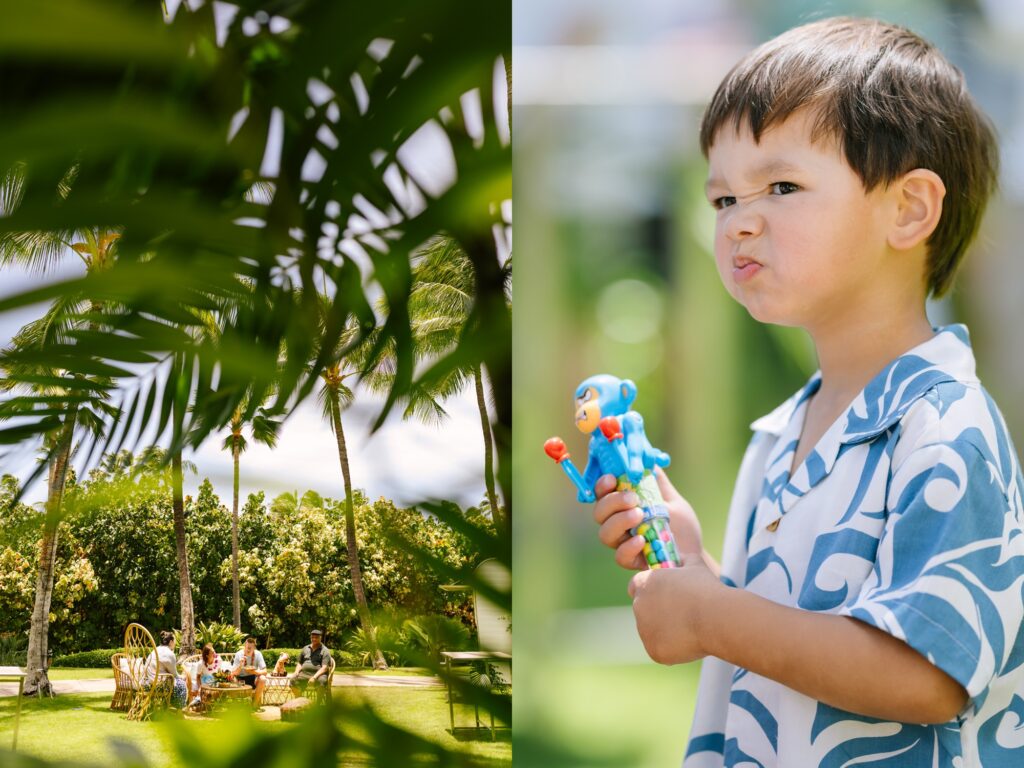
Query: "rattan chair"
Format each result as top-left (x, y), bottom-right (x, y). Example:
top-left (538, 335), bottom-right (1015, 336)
top-left (305, 656), bottom-right (335, 705)
top-left (123, 623), bottom-right (174, 721)
top-left (110, 652), bottom-right (135, 712)
top-left (179, 653), bottom-right (202, 706)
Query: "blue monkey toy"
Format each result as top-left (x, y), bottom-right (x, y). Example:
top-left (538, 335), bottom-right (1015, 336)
top-left (545, 374), bottom-right (682, 569)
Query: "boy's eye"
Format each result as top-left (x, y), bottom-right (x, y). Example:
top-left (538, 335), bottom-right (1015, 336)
top-left (770, 181), bottom-right (799, 195)
top-left (712, 196), bottom-right (736, 210)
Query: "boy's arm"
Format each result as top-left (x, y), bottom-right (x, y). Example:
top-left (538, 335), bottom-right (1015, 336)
top-left (629, 561), bottom-right (968, 724)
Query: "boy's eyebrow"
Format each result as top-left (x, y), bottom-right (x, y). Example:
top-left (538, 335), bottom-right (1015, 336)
top-left (705, 159), bottom-right (804, 193)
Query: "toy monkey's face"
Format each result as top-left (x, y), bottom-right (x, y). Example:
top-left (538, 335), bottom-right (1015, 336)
top-left (574, 387), bottom-right (602, 433)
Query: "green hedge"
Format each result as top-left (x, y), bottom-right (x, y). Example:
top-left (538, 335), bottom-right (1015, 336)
top-left (51, 648), bottom-right (120, 668)
top-left (260, 648), bottom-right (302, 668)
top-left (52, 646), bottom-right (320, 670)
top-left (209, 648), bottom-right (304, 668)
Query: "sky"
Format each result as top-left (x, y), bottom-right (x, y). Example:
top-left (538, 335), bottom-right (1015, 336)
top-left (0, 259), bottom-right (495, 512)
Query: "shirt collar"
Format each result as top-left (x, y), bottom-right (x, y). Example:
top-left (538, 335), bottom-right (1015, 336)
top-left (750, 324), bottom-right (978, 444)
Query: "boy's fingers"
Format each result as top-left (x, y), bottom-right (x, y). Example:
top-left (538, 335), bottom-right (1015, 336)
top-left (598, 508), bottom-right (643, 549)
top-left (654, 466), bottom-right (683, 504)
top-left (681, 551), bottom-right (705, 568)
top-left (616, 534), bottom-right (647, 571)
top-left (592, 488), bottom-right (640, 526)
top-left (628, 569), bottom-right (650, 598)
top-left (593, 474), bottom-right (618, 500)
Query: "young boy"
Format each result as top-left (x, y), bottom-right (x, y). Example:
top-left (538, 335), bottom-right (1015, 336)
top-left (593, 17), bottom-right (1024, 767)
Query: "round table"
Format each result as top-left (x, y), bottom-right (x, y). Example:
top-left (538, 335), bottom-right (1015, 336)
top-left (200, 682), bottom-right (253, 713)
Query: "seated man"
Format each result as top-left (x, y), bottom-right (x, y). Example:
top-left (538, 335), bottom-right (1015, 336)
top-left (231, 636), bottom-right (268, 707)
top-left (290, 629), bottom-right (331, 696)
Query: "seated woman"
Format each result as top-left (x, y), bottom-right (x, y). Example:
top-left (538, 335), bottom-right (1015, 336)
top-left (144, 630), bottom-right (188, 710)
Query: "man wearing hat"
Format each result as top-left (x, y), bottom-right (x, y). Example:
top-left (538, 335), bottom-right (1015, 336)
top-left (290, 629), bottom-right (332, 696)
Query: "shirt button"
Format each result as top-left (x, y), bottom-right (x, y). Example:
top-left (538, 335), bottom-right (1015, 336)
top-left (766, 517), bottom-right (781, 532)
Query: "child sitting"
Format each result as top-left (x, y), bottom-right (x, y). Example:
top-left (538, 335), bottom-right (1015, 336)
top-left (188, 643), bottom-right (220, 709)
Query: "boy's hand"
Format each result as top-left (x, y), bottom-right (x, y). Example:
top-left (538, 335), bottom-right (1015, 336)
top-left (592, 466), bottom-right (703, 569)
top-left (629, 553), bottom-right (723, 664)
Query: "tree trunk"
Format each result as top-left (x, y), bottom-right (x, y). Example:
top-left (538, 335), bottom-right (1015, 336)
top-left (462, 234), bottom-right (511, 532)
top-left (172, 448), bottom-right (196, 654)
top-left (474, 366), bottom-right (502, 528)
top-left (23, 409), bottom-right (77, 696)
top-left (231, 441), bottom-right (241, 630)
top-left (329, 391), bottom-right (387, 670)
top-left (505, 54), bottom-right (511, 135)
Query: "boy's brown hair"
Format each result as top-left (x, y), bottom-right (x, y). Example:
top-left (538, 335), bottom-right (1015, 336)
top-left (699, 17), bottom-right (998, 297)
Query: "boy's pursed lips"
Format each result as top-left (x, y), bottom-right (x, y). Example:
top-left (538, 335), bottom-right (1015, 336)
top-left (732, 254), bottom-right (762, 269)
top-left (732, 254), bottom-right (764, 283)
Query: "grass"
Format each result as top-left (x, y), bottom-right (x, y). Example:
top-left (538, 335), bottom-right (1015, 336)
top-left (0, 686), bottom-right (509, 767)
top-left (335, 687), bottom-right (509, 766)
top-left (46, 668), bottom-right (113, 681)
top-left (515, 661), bottom-right (701, 768)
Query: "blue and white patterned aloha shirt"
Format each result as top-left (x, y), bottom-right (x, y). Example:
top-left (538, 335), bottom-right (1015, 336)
top-left (685, 325), bottom-right (1024, 767)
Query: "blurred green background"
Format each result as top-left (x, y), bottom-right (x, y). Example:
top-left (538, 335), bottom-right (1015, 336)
top-left (512, 1), bottom-right (1024, 765)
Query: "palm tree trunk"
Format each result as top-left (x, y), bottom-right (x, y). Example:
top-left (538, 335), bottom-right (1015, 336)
top-left (231, 441), bottom-right (241, 630)
top-left (23, 409), bottom-right (77, 696)
top-left (474, 366), bottom-right (502, 528)
top-left (462, 234), bottom-right (511, 530)
top-left (172, 448), bottom-right (196, 654)
top-left (329, 391), bottom-right (387, 670)
top-left (505, 54), bottom-right (511, 135)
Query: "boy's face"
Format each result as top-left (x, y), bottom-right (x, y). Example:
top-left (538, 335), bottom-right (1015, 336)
top-left (705, 109), bottom-right (896, 330)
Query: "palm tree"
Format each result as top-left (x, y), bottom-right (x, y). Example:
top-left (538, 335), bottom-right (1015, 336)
top-left (405, 236), bottom-right (512, 531)
top-left (0, 191), bottom-right (120, 692)
top-left (316, 348), bottom-right (388, 670)
top-left (222, 399), bottom-right (280, 630)
top-left (168, 309), bottom-right (222, 655)
top-left (0, 165), bottom-right (121, 695)
top-left (169, 360), bottom-right (197, 654)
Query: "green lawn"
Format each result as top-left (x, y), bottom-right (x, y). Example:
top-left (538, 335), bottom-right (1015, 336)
top-left (0, 687), bottom-right (509, 767)
top-left (46, 668), bottom-right (113, 681)
top-left (514, 661), bottom-right (701, 768)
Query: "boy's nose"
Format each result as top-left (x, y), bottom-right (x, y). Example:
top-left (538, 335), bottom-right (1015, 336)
top-left (724, 204), bottom-right (765, 240)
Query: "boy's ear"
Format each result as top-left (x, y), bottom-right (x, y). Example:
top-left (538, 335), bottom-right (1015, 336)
top-left (887, 168), bottom-right (946, 251)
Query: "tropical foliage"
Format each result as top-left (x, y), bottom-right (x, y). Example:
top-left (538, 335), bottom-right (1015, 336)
top-left (0, 466), bottom-right (489, 654)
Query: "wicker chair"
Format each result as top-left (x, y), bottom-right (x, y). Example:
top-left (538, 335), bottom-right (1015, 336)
top-left (110, 652), bottom-right (135, 712)
top-left (304, 656), bottom-right (335, 705)
top-left (179, 653), bottom-right (202, 706)
top-left (124, 623), bottom-right (174, 721)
